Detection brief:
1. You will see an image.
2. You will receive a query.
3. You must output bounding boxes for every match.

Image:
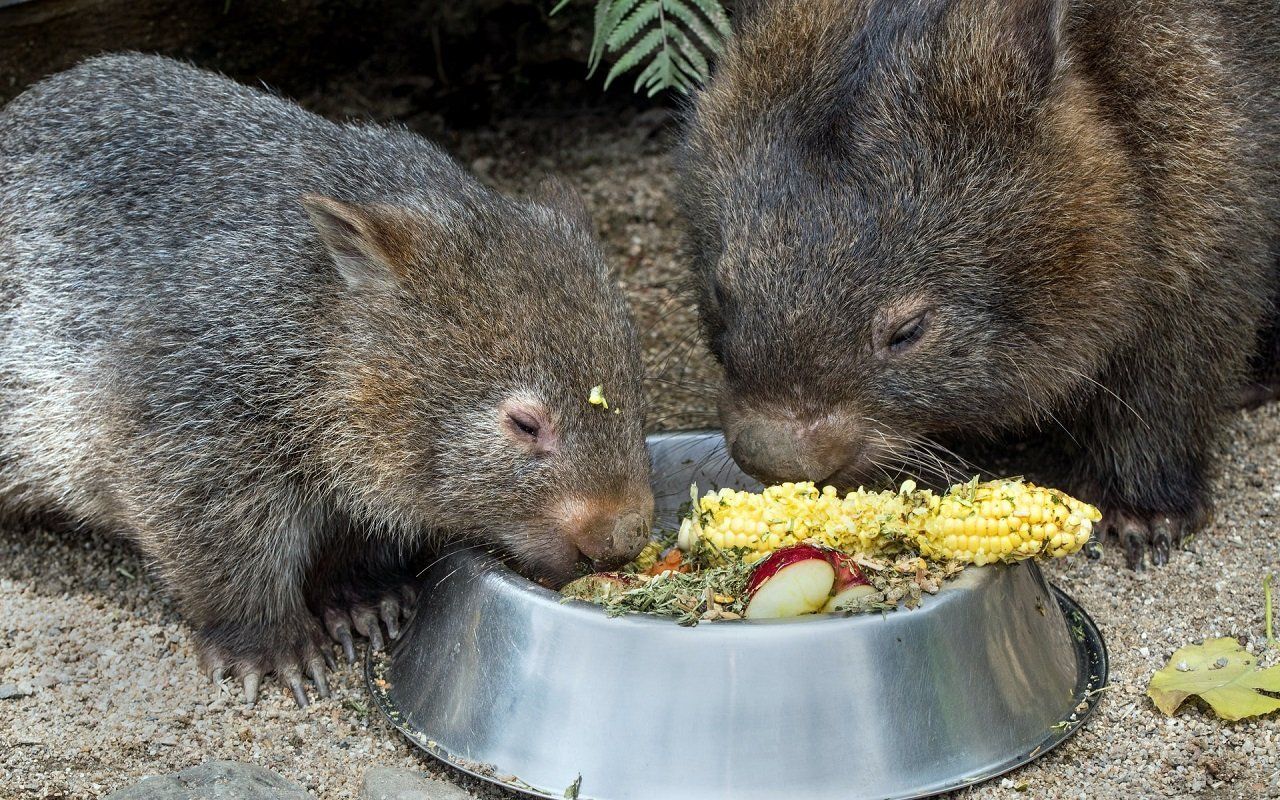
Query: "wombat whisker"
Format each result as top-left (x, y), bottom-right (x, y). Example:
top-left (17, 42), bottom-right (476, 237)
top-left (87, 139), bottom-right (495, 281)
top-left (416, 541), bottom-right (492, 578)
top-left (1041, 362), bottom-right (1151, 430)
top-left (864, 426), bottom-right (965, 486)
top-left (894, 432), bottom-right (982, 481)
top-left (648, 376), bottom-right (721, 392)
top-left (997, 353), bottom-right (1083, 447)
top-left (648, 328), bottom-right (706, 378)
top-left (639, 296), bottom-right (695, 338)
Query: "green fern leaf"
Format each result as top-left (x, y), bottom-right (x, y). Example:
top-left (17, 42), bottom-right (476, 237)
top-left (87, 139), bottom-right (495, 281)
top-left (665, 18), bottom-right (710, 82)
top-left (588, 0), bottom-right (613, 72)
top-left (604, 26), bottom-right (665, 88)
top-left (662, 0), bottom-right (723, 57)
top-left (685, 0), bottom-right (732, 38)
top-left (632, 44), bottom-right (689, 94)
top-left (640, 52), bottom-right (680, 97)
top-left (666, 48), bottom-right (698, 93)
top-left (590, 0), bottom-right (644, 74)
top-left (578, 0), bottom-right (729, 94)
top-left (632, 52), bottom-right (666, 93)
top-left (606, 1), bottom-right (662, 51)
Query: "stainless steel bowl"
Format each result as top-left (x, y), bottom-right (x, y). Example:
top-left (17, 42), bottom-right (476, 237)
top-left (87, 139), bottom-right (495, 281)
top-left (370, 431), bottom-right (1107, 800)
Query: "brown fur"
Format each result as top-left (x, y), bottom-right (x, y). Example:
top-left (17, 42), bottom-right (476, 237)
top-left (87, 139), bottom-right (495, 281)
top-left (677, 0), bottom-right (1279, 567)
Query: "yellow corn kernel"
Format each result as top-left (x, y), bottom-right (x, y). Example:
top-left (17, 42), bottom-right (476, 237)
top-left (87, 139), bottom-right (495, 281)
top-left (675, 477), bottom-right (1100, 567)
top-left (914, 479), bottom-right (1100, 565)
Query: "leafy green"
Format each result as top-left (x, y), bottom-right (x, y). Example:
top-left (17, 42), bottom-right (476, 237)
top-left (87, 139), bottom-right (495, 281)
top-left (553, 0), bottom-right (730, 94)
top-left (1148, 637), bottom-right (1280, 721)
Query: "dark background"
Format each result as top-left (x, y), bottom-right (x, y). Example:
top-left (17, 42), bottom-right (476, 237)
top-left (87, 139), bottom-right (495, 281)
top-left (0, 0), bottom-right (657, 125)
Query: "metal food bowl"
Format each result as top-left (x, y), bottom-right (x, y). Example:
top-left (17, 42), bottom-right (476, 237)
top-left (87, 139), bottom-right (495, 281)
top-left (369, 431), bottom-right (1107, 800)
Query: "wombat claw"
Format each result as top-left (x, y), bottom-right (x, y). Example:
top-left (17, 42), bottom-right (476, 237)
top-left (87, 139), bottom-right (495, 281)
top-left (1100, 509), bottom-right (1189, 570)
top-left (201, 620), bottom-right (335, 708)
top-left (322, 584), bottom-right (418, 663)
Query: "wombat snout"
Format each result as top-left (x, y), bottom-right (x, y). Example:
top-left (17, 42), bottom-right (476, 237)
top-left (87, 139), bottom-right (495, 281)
top-left (557, 494), bottom-right (654, 572)
top-left (727, 411), bottom-right (865, 487)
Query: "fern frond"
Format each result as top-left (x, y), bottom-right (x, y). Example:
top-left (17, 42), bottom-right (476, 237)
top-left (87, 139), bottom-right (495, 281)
top-left (559, 0), bottom-right (730, 95)
top-left (666, 23), bottom-right (709, 84)
top-left (632, 55), bottom-right (666, 93)
top-left (684, 0), bottom-right (732, 39)
top-left (606, 1), bottom-right (662, 51)
top-left (604, 27), bottom-right (666, 88)
top-left (662, 0), bottom-right (724, 56)
top-left (589, 0), bottom-right (644, 74)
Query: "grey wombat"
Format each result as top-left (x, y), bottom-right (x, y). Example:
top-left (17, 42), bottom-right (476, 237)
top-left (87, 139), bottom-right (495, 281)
top-left (677, 0), bottom-right (1279, 568)
top-left (0, 54), bottom-right (653, 704)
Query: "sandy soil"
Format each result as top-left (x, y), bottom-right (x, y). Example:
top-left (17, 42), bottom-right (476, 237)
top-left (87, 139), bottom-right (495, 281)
top-left (1, 99), bottom-right (1278, 799)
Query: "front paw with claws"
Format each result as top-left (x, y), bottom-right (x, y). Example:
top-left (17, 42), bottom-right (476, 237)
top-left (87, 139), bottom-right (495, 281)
top-left (1094, 507), bottom-right (1205, 569)
top-left (200, 615), bottom-right (335, 707)
top-left (322, 582), bottom-right (418, 664)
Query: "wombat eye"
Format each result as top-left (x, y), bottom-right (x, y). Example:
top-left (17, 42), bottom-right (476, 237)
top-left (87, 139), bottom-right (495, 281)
top-left (887, 311), bottom-right (930, 352)
top-left (507, 411), bottom-right (541, 439)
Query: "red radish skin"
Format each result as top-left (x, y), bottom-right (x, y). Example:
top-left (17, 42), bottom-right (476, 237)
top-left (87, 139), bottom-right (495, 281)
top-left (744, 544), bottom-right (840, 619)
top-left (830, 554), bottom-right (870, 593)
top-left (745, 543), bottom-right (837, 596)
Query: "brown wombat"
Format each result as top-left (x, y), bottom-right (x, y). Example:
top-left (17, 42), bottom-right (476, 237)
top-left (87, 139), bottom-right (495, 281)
top-left (677, 0), bottom-right (1279, 568)
top-left (0, 54), bottom-right (654, 704)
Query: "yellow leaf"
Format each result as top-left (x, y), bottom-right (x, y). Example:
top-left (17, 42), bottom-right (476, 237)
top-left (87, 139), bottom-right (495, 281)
top-left (1148, 637), bottom-right (1280, 721)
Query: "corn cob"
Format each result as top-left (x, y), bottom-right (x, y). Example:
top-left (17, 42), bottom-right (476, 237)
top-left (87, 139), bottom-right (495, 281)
top-left (676, 481), bottom-right (913, 563)
top-left (676, 478), bottom-right (1101, 566)
top-left (912, 479), bottom-right (1101, 565)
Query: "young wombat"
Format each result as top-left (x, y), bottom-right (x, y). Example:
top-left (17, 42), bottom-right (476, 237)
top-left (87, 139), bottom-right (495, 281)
top-left (0, 54), bottom-right (654, 704)
top-left (677, 0), bottom-right (1279, 569)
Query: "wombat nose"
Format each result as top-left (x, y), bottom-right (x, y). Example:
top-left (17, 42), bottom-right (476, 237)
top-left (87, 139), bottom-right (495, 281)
top-left (594, 511), bottom-right (650, 569)
top-left (730, 417), bottom-right (859, 486)
top-left (562, 498), bottom-right (653, 570)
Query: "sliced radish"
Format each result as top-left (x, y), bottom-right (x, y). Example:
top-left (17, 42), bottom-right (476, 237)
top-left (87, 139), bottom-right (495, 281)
top-left (823, 553), bottom-right (876, 612)
top-left (822, 583), bottom-right (879, 613)
top-left (744, 544), bottom-right (837, 619)
top-left (830, 553), bottom-right (869, 593)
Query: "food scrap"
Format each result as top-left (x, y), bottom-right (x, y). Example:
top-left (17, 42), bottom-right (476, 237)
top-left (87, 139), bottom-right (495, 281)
top-left (562, 477), bottom-right (1100, 623)
top-left (587, 384), bottom-right (609, 409)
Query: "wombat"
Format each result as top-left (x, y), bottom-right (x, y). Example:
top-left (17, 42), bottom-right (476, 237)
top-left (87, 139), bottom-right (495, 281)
top-left (677, 0), bottom-right (1279, 569)
top-left (0, 54), bottom-right (654, 704)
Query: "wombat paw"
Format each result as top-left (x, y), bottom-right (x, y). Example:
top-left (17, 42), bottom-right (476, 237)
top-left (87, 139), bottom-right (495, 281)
top-left (1096, 508), bottom-right (1197, 570)
top-left (201, 617), bottom-right (336, 708)
top-left (322, 583), bottom-right (418, 664)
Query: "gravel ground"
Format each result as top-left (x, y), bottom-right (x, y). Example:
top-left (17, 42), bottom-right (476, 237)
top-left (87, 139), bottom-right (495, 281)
top-left (2, 99), bottom-right (1278, 799)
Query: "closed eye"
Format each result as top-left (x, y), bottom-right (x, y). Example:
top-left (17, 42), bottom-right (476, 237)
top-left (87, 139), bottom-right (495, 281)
top-left (507, 411), bottom-right (541, 439)
top-left (887, 311), bottom-right (930, 352)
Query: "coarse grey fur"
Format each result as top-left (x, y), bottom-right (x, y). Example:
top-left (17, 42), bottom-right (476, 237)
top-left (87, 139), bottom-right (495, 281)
top-left (0, 54), bottom-right (653, 702)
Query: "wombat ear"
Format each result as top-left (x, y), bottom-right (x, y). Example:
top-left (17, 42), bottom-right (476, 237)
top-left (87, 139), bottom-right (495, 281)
top-left (302, 194), bottom-right (412, 291)
top-left (534, 176), bottom-right (594, 230)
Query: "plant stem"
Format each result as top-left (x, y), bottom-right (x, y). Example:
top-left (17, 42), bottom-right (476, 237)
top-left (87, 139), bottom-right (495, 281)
top-left (1265, 573), bottom-right (1275, 648)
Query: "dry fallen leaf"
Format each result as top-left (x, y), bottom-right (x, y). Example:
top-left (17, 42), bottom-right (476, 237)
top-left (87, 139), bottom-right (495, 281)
top-left (1148, 637), bottom-right (1280, 721)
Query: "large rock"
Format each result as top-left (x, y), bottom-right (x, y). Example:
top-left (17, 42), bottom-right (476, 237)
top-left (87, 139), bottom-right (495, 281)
top-left (361, 767), bottom-right (473, 800)
top-left (104, 761), bottom-right (314, 800)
